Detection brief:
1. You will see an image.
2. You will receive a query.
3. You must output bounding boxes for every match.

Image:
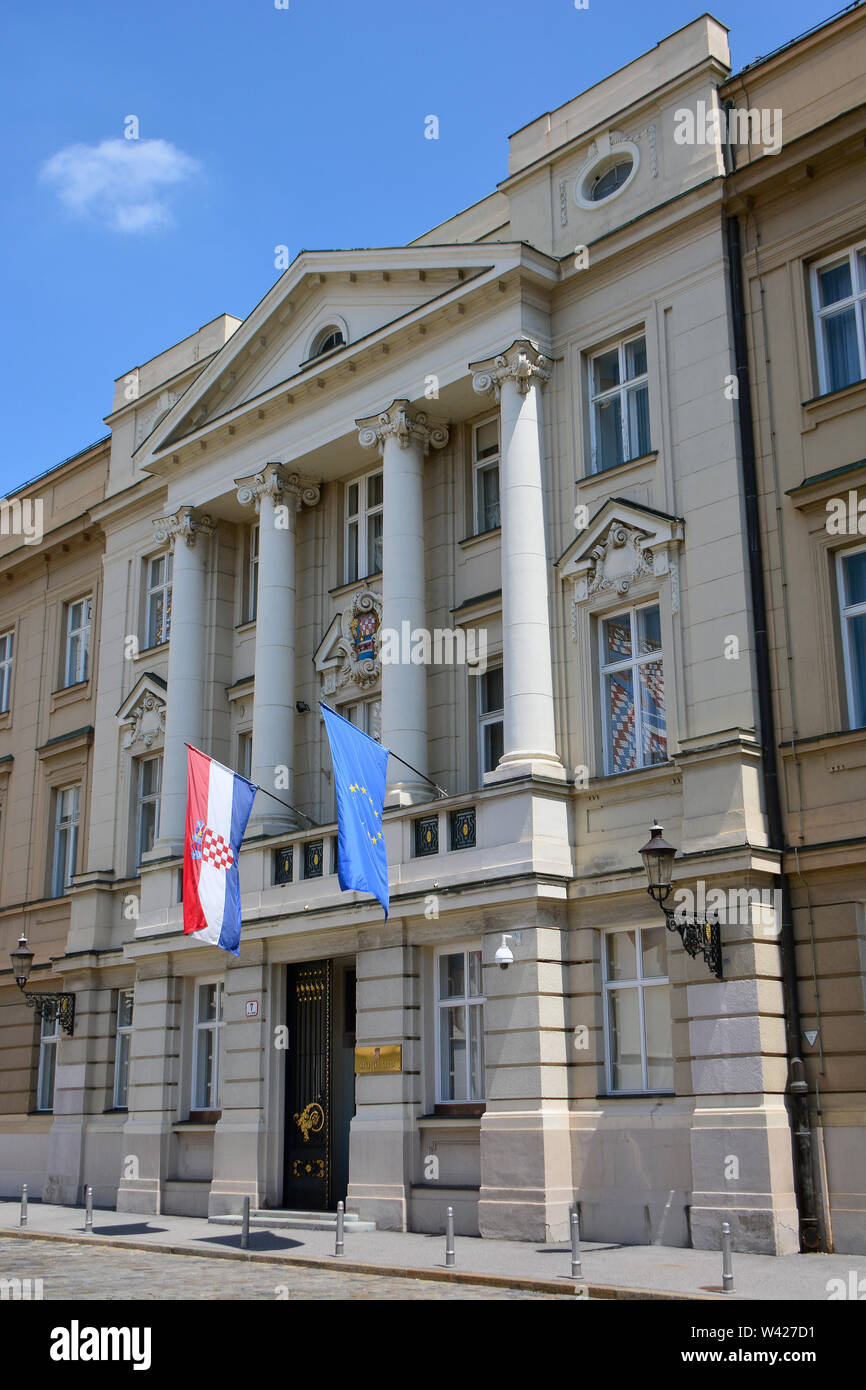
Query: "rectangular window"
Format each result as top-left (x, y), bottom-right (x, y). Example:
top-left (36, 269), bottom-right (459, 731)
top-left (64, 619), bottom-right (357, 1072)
top-left (473, 417), bottom-right (500, 533)
top-left (342, 698), bottom-right (382, 742)
top-left (0, 630), bottom-right (13, 713)
top-left (436, 947), bottom-right (485, 1102)
top-left (811, 242), bottom-right (866, 395)
top-left (63, 597), bottom-right (92, 687)
top-left (838, 545), bottom-right (866, 729)
top-left (192, 981), bottom-right (224, 1111)
top-left (37, 1011), bottom-right (59, 1112)
top-left (603, 925), bottom-right (673, 1094)
top-left (238, 730), bottom-right (253, 779)
top-left (52, 784), bottom-right (80, 896)
top-left (113, 990), bottom-right (134, 1109)
top-left (600, 603), bottom-right (667, 775)
top-left (345, 469), bottom-right (383, 583)
top-left (136, 755), bottom-right (162, 863)
top-left (590, 333), bottom-right (650, 472)
top-left (145, 553), bottom-right (173, 648)
top-left (478, 666), bottom-right (504, 778)
top-left (247, 523), bottom-right (259, 622)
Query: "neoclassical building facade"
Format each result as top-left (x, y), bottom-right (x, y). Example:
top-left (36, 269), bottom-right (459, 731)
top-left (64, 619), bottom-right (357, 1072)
top-left (1, 10), bottom-right (864, 1253)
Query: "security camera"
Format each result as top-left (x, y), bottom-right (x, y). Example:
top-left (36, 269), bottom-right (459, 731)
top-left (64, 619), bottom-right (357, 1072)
top-left (495, 934), bottom-right (515, 970)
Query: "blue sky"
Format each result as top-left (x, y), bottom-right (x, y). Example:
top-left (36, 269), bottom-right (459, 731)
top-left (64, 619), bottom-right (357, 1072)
top-left (0, 0), bottom-right (845, 490)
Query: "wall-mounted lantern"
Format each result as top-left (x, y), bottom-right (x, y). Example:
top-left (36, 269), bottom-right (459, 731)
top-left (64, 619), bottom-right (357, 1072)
top-left (638, 822), bottom-right (722, 979)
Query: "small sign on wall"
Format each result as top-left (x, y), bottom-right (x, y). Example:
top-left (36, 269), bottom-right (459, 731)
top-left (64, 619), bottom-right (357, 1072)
top-left (245, 1000), bottom-right (259, 1017)
top-left (354, 1044), bottom-right (402, 1075)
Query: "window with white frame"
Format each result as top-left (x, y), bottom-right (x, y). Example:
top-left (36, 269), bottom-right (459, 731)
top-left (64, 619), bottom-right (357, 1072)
top-left (473, 417), bottom-right (500, 533)
top-left (838, 545), bottom-right (866, 729)
top-left (603, 925), bottom-right (673, 1094)
top-left (37, 1010), bottom-right (59, 1111)
top-left (192, 981), bottom-right (224, 1111)
top-left (590, 333), bottom-right (651, 472)
top-left (478, 666), bottom-right (504, 779)
top-left (436, 947), bottom-right (485, 1102)
top-left (63, 597), bottom-right (91, 686)
top-left (811, 241), bottom-right (866, 395)
top-left (247, 523), bottom-right (259, 622)
top-left (0, 630), bottom-right (13, 713)
top-left (345, 470), bottom-right (383, 583)
top-left (51, 784), bottom-right (80, 896)
top-left (145, 553), bottom-right (172, 648)
top-left (342, 698), bottom-right (382, 742)
top-left (238, 730), bottom-right (253, 779)
top-left (113, 989), bottom-right (134, 1109)
top-left (600, 603), bottom-right (667, 775)
top-left (135, 755), bottom-right (162, 863)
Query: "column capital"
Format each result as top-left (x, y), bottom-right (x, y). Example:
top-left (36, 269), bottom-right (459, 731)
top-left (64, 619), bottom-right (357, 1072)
top-left (356, 399), bottom-right (449, 455)
top-left (152, 506), bottom-right (215, 549)
top-left (470, 339), bottom-right (552, 400)
top-left (234, 463), bottom-right (321, 513)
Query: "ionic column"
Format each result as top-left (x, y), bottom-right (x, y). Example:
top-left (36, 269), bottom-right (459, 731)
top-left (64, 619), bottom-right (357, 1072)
top-left (356, 400), bottom-right (448, 805)
top-left (470, 340), bottom-right (564, 781)
top-left (235, 464), bottom-right (320, 834)
top-left (151, 507), bottom-right (214, 855)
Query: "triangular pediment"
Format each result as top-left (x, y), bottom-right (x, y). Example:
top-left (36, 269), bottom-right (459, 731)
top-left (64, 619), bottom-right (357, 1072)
top-left (134, 244), bottom-right (522, 466)
top-left (117, 672), bottom-right (167, 751)
top-left (558, 498), bottom-right (684, 608)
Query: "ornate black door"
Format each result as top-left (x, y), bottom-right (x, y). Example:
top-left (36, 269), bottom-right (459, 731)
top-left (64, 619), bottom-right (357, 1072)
top-left (284, 961), bottom-right (331, 1210)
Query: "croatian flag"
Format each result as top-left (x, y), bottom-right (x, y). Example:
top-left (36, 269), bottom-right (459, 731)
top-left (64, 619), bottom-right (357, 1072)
top-left (183, 745), bottom-right (257, 955)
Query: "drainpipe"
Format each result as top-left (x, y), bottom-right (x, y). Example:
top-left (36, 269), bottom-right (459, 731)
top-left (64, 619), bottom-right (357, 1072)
top-left (725, 213), bottom-right (821, 1252)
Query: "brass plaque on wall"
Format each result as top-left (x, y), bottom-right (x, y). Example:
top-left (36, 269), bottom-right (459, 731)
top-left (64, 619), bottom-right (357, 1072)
top-left (354, 1044), bottom-right (402, 1075)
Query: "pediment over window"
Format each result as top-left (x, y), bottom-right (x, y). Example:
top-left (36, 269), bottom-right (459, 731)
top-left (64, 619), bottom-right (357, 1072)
top-left (314, 589), bottom-right (383, 697)
top-left (117, 672), bottom-right (167, 751)
top-left (557, 498), bottom-right (684, 614)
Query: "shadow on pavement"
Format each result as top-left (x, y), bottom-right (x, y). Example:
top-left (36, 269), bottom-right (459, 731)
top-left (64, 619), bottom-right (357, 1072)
top-left (197, 1232), bottom-right (303, 1251)
top-left (92, 1223), bottom-right (170, 1236)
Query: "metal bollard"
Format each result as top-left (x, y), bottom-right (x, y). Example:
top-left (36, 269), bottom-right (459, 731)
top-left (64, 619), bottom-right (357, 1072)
top-left (335, 1200), bottom-right (345, 1257)
top-left (241, 1195), bottom-right (250, 1250)
top-left (20, 1184), bottom-right (28, 1228)
top-left (85, 1185), bottom-right (93, 1232)
top-left (445, 1206), bottom-right (455, 1268)
top-left (570, 1209), bottom-right (583, 1279)
top-left (721, 1221), bottom-right (734, 1294)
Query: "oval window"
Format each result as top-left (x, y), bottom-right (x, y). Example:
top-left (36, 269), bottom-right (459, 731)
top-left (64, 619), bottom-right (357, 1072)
top-left (588, 157), bottom-right (633, 202)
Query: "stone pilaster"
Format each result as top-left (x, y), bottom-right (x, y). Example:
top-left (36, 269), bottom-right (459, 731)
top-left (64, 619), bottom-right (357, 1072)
top-left (345, 934), bottom-right (421, 1228)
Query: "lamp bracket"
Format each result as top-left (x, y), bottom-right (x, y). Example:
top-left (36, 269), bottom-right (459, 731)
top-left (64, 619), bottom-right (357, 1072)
top-left (21, 990), bottom-right (76, 1036)
top-left (648, 892), bottom-right (723, 979)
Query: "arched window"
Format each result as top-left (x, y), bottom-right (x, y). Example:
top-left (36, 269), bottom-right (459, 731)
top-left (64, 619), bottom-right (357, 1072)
top-left (309, 324), bottom-right (346, 358)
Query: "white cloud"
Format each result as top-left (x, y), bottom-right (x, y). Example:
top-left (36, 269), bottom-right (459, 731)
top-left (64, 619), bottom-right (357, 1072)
top-left (39, 137), bottom-right (202, 233)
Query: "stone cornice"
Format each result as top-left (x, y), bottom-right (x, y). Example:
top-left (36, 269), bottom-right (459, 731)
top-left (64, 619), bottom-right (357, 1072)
top-left (356, 399), bottom-right (449, 455)
top-left (151, 506), bottom-right (216, 548)
top-left (470, 339), bottom-right (552, 400)
top-left (234, 463), bottom-right (321, 513)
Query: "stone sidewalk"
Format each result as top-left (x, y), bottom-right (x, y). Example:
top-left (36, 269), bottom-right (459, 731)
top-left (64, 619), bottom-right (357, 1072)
top-left (2, 1200), bottom-right (864, 1300)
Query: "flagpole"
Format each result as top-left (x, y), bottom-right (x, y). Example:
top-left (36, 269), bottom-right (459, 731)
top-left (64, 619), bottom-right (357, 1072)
top-left (318, 703), bottom-right (449, 799)
top-left (183, 743), bottom-right (318, 827)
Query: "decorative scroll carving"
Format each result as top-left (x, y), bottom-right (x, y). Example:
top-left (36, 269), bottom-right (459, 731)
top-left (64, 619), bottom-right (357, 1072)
top-left (151, 506), bottom-right (215, 549)
top-left (235, 463), bottom-right (320, 513)
top-left (356, 399), bottom-right (449, 455)
top-left (585, 521), bottom-right (655, 601)
top-left (121, 688), bottom-right (167, 750)
top-left (470, 339), bottom-right (552, 401)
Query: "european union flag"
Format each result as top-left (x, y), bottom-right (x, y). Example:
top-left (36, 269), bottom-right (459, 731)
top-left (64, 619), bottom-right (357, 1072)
top-left (320, 702), bottom-right (390, 918)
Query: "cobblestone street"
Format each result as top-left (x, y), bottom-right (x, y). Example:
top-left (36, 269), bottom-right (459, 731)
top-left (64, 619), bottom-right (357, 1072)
top-left (0, 1238), bottom-right (562, 1300)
